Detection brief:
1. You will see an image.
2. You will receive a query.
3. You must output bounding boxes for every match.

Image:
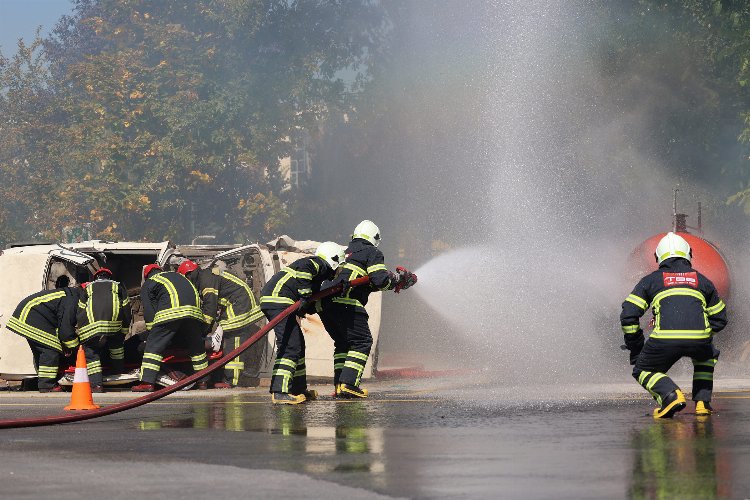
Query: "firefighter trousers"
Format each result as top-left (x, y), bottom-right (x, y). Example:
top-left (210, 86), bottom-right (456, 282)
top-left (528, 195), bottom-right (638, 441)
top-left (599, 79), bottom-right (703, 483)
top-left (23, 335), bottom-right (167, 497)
top-left (261, 305), bottom-right (306, 394)
top-left (633, 338), bottom-right (719, 404)
top-left (320, 303), bottom-right (372, 387)
top-left (217, 323), bottom-right (264, 387)
top-left (139, 318), bottom-right (208, 384)
top-left (27, 339), bottom-right (61, 390)
top-left (82, 333), bottom-right (125, 387)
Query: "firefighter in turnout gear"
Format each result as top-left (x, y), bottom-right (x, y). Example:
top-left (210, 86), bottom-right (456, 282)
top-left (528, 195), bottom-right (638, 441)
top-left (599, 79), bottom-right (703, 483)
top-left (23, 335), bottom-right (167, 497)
top-left (319, 220), bottom-right (416, 399)
top-left (621, 232), bottom-right (728, 418)
top-left (260, 241), bottom-right (344, 404)
top-left (132, 264), bottom-right (208, 392)
top-left (76, 268), bottom-right (132, 392)
top-left (177, 259), bottom-right (265, 388)
top-left (6, 278), bottom-right (79, 392)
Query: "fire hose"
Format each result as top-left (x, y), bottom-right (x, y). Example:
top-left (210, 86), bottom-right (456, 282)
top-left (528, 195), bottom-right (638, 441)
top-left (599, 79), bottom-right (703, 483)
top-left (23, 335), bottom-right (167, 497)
top-left (0, 276), bottom-right (372, 429)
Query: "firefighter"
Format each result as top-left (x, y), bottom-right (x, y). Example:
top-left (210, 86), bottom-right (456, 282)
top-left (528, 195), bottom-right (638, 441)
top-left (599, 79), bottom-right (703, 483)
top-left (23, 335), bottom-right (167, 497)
top-left (6, 277), bottom-right (78, 392)
top-left (177, 259), bottom-right (265, 388)
top-left (132, 264), bottom-right (208, 392)
top-left (76, 267), bottom-right (132, 392)
top-left (621, 232), bottom-right (727, 418)
top-left (319, 220), bottom-right (416, 398)
top-left (259, 241), bottom-right (345, 404)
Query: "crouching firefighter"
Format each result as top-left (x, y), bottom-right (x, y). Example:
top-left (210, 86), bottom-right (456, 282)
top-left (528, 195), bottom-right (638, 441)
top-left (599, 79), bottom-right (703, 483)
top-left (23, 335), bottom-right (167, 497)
top-left (177, 259), bottom-right (265, 388)
top-left (6, 276), bottom-right (78, 392)
top-left (319, 220), bottom-right (417, 399)
top-left (259, 242), bottom-right (345, 404)
top-left (76, 268), bottom-right (132, 392)
top-left (132, 264), bottom-right (208, 392)
top-left (621, 232), bottom-right (727, 418)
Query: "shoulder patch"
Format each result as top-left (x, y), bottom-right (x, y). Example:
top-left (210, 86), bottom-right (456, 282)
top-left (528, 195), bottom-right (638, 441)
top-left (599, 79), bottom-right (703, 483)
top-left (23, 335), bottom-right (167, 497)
top-left (663, 272), bottom-right (698, 288)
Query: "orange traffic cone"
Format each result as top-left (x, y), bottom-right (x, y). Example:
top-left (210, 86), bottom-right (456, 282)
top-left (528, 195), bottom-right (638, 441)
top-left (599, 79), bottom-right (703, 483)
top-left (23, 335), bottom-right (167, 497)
top-left (64, 346), bottom-right (101, 411)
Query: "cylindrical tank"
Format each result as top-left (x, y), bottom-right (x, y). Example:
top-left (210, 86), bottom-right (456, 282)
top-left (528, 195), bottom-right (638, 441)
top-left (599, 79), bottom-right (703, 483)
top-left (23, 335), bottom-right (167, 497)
top-left (628, 232), bottom-right (731, 300)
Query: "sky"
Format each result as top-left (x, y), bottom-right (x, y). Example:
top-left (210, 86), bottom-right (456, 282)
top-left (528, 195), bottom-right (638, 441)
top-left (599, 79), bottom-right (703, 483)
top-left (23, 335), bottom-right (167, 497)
top-left (0, 0), bottom-right (74, 55)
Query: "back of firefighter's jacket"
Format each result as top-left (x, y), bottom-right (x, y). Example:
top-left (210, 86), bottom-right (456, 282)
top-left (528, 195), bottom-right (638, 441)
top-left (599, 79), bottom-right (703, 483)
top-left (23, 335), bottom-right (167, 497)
top-left (620, 258), bottom-right (727, 341)
top-left (141, 271), bottom-right (202, 330)
top-left (194, 268), bottom-right (262, 332)
top-left (77, 279), bottom-right (132, 341)
top-left (260, 255), bottom-right (333, 306)
top-left (6, 288), bottom-right (78, 352)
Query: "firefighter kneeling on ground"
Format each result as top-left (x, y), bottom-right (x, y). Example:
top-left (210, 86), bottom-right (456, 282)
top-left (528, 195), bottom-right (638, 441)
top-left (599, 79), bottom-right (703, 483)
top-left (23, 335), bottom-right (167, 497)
top-left (177, 259), bottom-right (265, 388)
top-left (76, 268), bottom-right (132, 393)
top-left (6, 276), bottom-right (78, 392)
top-left (259, 241), bottom-right (345, 404)
top-left (319, 220), bottom-right (417, 399)
top-left (132, 264), bottom-right (209, 392)
top-left (621, 232), bottom-right (727, 418)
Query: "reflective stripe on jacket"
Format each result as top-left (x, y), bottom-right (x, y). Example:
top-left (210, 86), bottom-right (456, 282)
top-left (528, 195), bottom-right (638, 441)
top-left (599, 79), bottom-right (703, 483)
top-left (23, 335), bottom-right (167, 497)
top-left (192, 268), bottom-right (263, 332)
top-left (620, 257), bottom-right (727, 340)
top-left (77, 279), bottom-right (132, 341)
top-left (260, 256), bottom-right (333, 306)
top-left (7, 288), bottom-right (78, 351)
top-left (141, 271), bottom-right (202, 329)
top-left (331, 238), bottom-right (397, 312)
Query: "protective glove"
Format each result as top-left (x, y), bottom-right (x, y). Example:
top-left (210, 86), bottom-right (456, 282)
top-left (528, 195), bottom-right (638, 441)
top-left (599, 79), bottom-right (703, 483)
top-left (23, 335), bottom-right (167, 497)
top-left (394, 266), bottom-right (418, 293)
top-left (340, 280), bottom-right (351, 295)
top-left (61, 345), bottom-right (74, 358)
top-left (622, 332), bottom-right (644, 365)
top-left (296, 297), bottom-right (311, 317)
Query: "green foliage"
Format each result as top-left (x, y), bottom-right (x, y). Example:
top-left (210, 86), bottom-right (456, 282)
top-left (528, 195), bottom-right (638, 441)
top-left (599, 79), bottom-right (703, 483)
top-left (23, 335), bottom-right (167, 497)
top-left (638, 1), bottom-right (750, 204)
top-left (0, 0), bottom-right (385, 245)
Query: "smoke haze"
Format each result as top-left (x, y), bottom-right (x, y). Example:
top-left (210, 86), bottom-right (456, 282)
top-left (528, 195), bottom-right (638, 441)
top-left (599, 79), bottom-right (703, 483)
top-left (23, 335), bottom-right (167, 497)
top-left (310, 1), bottom-right (750, 385)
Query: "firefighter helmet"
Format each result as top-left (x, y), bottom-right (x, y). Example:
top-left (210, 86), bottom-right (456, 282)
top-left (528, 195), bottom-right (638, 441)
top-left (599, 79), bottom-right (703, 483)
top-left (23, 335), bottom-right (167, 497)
top-left (316, 241), bottom-right (346, 271)
top-left (352, 220), bottom-right (381, 247)
top-left (655, 232), bottom-right (692, 264)
top-left (94, 267), bottom-right (113, 279)
top-left (177, 259), bottom-right (199, 275)
top-left (143, 264), bottom-right (162, 280)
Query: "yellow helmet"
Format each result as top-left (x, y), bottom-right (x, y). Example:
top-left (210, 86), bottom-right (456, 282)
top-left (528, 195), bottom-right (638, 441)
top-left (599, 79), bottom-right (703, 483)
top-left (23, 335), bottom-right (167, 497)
top-left (655, 232), bottom-right (691, 264)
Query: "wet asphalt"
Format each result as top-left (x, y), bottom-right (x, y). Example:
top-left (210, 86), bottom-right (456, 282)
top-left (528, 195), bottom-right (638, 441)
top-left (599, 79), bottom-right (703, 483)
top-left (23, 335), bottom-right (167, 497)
top-left (0, 378), bottom-right (749, 499)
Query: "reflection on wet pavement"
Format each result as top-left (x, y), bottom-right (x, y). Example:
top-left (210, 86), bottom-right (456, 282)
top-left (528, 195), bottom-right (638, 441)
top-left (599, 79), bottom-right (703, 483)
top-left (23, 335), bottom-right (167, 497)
top-left (630, 417), bottom-right (731, 499)
top-left (129, 392), bottom-right (750, 498)
top-left (138, 395), bottom-right (387, 480)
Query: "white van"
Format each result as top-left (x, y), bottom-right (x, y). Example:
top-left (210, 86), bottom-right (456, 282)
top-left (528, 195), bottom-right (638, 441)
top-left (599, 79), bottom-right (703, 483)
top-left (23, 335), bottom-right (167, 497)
top-left (0, 236), bottom-right (381, 387)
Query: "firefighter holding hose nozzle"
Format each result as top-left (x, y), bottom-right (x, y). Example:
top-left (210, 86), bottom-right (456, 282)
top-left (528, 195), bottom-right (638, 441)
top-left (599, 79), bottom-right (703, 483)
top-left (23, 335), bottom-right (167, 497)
top-left (259, 241), bottom-right (346, 404)
top-left (620, 232), bottom-right (727, 418)
top-left (319, 220), bottom-right (417, 399)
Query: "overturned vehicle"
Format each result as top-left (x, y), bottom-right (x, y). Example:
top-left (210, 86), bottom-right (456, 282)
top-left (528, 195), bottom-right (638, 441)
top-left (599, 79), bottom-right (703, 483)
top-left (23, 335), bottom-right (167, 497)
top-left (0, 237), bottom-right (382, 389)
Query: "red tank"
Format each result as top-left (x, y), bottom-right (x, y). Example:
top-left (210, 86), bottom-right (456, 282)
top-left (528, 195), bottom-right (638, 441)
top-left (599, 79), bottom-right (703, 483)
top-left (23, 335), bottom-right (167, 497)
top-left (629, 232), bottom-right (731, 300)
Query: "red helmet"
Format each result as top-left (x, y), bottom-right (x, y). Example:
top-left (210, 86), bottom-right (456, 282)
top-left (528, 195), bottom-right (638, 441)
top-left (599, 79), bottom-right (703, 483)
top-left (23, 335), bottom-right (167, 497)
top-left (94, 267), bottom-right (113, 279)
top-left (177, 259), bottom-right (199, 276)
top-left (143, 264), bottom-right (162, 280)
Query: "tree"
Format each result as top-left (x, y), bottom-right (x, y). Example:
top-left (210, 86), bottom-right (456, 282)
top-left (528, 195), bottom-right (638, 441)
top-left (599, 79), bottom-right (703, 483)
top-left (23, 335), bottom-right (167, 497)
top-left (0, 0), bottom-right (387, 245)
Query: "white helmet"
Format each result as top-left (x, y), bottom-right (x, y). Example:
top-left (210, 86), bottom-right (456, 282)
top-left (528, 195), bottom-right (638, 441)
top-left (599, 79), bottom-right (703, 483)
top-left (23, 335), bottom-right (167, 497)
top-left (352, 220), bottom-right (381, 247)
top-left (316, 241), bottom-right (346, 270)
top-left (655, 232), bottom-right (691, 264)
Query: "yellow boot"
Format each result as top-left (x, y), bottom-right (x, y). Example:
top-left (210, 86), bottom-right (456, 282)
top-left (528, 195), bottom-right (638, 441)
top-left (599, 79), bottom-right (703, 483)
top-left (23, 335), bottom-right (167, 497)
top-left (272, 392), bottom-right (306, 405)
top-left (695, 401), bottom-right (713, 416)
top-left (338, 383), bottom-right (368, 399)
top-left (653, 390), bottom-right (686, 419)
